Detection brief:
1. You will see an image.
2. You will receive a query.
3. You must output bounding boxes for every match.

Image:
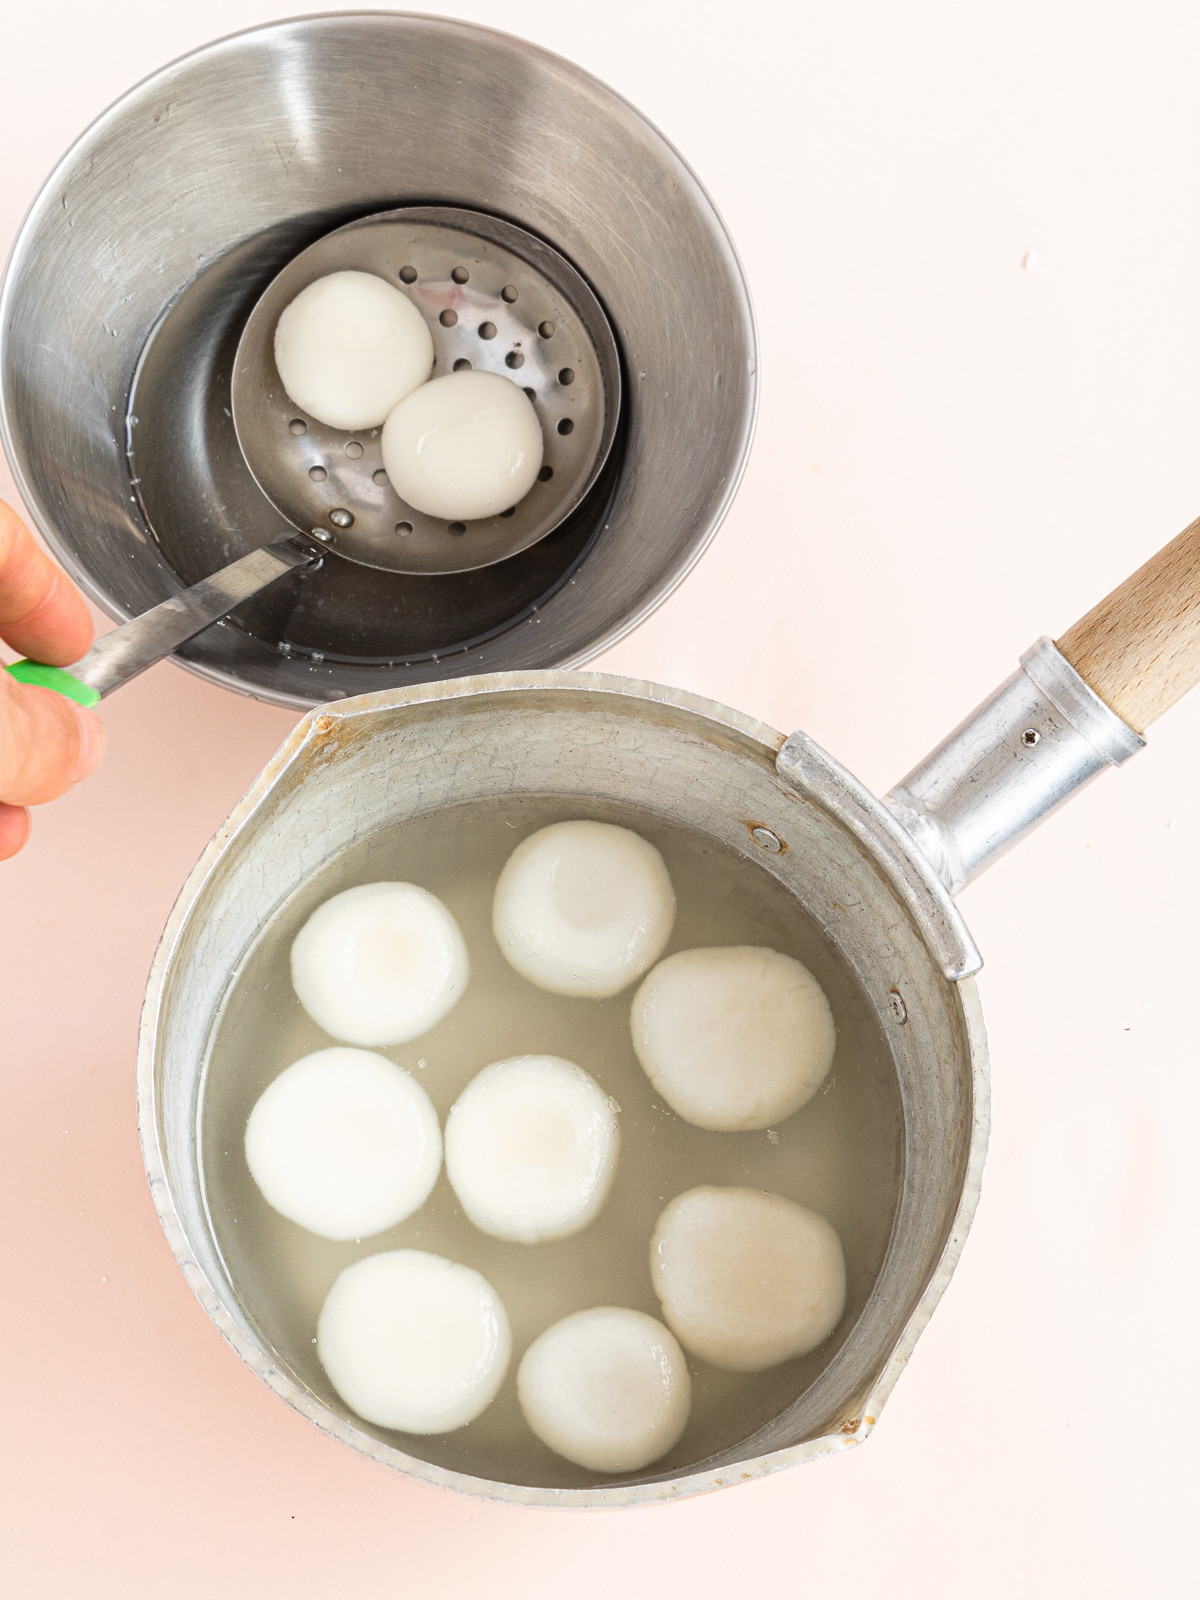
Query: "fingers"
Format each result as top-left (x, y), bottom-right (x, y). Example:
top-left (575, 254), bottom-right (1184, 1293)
top-left (0, 673), bottom-right (105, 807)
top-left (0, 802), bottom-right (31, 861)
top-left (0, 500), bottom-right (93, 665)
top-left (0, 501), bottom-right (105, 859)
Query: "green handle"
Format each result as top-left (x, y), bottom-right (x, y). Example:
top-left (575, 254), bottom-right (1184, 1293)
top-left (4, 660), bottom-right (101, 709)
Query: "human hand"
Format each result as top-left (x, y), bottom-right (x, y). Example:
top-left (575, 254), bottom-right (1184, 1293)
top-left (0, 501), bottom-right (104, 859)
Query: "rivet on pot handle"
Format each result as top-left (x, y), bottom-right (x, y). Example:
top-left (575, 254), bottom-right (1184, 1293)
top-left (882, 513), bottom-right (1200, 896)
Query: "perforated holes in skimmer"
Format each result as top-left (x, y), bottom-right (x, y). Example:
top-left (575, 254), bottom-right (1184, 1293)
top-left (230, 206), bottom-right (621, 577)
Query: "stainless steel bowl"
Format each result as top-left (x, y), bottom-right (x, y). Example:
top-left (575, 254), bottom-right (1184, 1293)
top-left (0, 13), bottom-right (757, 709)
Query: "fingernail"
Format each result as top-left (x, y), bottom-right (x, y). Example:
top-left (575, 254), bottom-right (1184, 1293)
top-left (70, 702), bottom-right (106, 784)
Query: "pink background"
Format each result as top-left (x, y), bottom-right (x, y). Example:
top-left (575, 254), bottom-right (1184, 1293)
top-left (3, 3), bottom-right (1199, 1594)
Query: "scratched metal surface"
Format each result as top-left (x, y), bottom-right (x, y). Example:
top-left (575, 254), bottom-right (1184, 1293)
top-left (138, 672), bottom-right (987, 1506)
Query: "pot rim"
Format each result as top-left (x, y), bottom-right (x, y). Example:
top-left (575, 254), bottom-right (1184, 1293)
top-left (136, 668), bottom-right (990, 1506)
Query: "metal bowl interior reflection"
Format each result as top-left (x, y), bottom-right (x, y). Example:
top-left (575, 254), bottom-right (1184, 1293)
top-left (0, 13), bottom-right (757, 708)
top-left (138, 674), bottom-right (985, 1506)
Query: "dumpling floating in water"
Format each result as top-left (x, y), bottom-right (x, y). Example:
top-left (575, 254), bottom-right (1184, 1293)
top-left (244, 1047), bottom-right (441, 1241)
top-left (381, 370), bottom-right (544, 520)
top-left (445, 1055), bottom-right (619, 1243)
top-left (493, 820), bottom-right (675, 998)
top-left (290, 881), bottom-right (469, 1047)
top-left (630, 946), bottom-right (835, 1131)
top-left (650, 1185), bottom-right (846, 1371)
top-left (517, 1306), bottom-right (692, 1472)
top-left (274, 269), bottom-right (434, 430)
top-left (318, 1250), bottom-right (511, 1433)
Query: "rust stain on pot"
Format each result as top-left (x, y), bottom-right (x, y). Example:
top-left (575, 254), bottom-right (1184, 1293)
top-left (303, 708), bottom-right (376, 773)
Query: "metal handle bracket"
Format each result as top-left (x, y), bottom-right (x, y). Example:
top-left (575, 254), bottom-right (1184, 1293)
top-left (884, 637), bottom-right (1145, 895)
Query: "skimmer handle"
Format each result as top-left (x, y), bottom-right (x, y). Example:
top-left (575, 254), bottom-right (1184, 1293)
top-left (3, 534), bottom-right (319, 702)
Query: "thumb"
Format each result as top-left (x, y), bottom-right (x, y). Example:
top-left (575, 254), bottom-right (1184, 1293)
top-left (0, 673), bottom-right (105, 809)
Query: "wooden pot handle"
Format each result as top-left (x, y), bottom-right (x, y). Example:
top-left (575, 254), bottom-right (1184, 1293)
top-left (1056, 512), bottom-right (1200, 735)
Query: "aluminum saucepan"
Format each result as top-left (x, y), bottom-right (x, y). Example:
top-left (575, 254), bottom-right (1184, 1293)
top-left (138, 513), bottom-right (1200, 1506)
